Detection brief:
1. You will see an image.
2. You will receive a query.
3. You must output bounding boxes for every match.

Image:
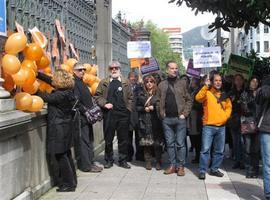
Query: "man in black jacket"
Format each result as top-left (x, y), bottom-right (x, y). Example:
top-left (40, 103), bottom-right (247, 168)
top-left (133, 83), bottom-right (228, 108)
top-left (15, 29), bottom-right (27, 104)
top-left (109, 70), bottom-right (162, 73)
top-left (73, 63), bottom-right (102, 173)
top-left (256, 75), bottom-right (270, 200)
top-left (94, 60), bottom-right (133, 169)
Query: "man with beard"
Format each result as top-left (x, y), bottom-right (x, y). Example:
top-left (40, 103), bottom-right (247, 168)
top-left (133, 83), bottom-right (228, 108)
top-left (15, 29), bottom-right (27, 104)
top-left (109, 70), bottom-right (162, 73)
top-left (196, 70), bottom-right (232, 180)
top-left (94, 60), bottom-right (133, 169)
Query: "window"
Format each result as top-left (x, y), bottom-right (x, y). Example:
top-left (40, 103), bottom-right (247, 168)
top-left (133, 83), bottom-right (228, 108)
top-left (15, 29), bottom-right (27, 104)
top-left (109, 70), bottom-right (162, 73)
top-left (264, 25), bottom-right (269, 33)
top-left (250, 29), bottom-right (253, 39)
top-left (256, 26), bottom-right (260, 34)
top-left (250, 43), bottom-right (253, 50)
top-left (264, 41), bottom-right (269, 52)
top-left (256, 41), bottom-right (260, 52)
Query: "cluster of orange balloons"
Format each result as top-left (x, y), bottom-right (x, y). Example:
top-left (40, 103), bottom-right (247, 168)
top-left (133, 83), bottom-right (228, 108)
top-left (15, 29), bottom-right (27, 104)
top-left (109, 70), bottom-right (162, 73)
top-left (1, 32), bottom-right (52, 112)
top-left (15, 92), bottom-right (44, 112)
top-left (82, 64), bottom-right (100, 95)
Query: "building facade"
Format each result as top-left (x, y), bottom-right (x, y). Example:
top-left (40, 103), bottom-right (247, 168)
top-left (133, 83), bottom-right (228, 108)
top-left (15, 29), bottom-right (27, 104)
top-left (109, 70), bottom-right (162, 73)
top-left (162, 27), bottom-right (183, 57)
top-left (231, 23), bottom-right (270, 57)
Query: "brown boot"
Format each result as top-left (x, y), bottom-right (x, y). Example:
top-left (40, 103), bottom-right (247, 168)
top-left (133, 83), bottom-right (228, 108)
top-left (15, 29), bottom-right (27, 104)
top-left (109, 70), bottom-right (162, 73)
top-left (177, 167), bottom-right (185, 176)
top-left (156, 162), bottom-right (162, 171)
top-left (145, 161), bottom-right (152, 170)
top-left (164, 166), bottom-right (175, 175)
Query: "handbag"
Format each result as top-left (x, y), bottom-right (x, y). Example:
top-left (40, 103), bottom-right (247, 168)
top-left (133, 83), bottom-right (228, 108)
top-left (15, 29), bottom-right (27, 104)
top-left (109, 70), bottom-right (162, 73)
top-left (84, 103), bottom-right (103, 124)
top-left (240, 116), bottom-right (257, 134)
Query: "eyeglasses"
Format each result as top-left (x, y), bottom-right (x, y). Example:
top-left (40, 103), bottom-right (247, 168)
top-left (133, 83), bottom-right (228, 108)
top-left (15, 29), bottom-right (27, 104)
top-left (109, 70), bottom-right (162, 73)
top-left (145, 80), bottom-right (154, 83)
top-left (109, 67), bottom-right (119, 70)
top-left (78, 68), bottom-right (86, 72)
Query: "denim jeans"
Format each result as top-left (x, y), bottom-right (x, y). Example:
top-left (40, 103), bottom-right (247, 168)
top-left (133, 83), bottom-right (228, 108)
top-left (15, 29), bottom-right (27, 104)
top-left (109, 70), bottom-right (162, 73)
top-left (260, 133), bottom-right (270, 200)
top-left (199, 125), bottom-right (225, 173)
top-left (162, 117), bottom-right (186, 168)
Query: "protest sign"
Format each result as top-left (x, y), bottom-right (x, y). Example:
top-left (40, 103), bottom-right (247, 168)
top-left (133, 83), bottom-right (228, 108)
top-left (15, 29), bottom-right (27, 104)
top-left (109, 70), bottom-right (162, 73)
top-left (186, 59), bottom-right (201, 77)
top-left (127, 41), bottom-right (151, 58)
top-left (193, 46), bottom-right (221, 68)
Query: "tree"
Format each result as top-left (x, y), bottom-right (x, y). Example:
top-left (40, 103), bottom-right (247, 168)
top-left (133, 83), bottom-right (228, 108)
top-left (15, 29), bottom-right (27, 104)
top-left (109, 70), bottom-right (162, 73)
top-left (247, 50), bottom-right (270, 78)
top-left (169, 0), bottom-right (270, 33)
top-left (132, 20), bottom-right (184, 73)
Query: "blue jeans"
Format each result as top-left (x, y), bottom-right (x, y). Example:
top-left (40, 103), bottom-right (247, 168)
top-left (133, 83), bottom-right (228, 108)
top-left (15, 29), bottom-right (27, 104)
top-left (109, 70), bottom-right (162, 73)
top-left (162, 117), bottom-right (186, 168)
top-left (260, 133), bottom-right (270, 200)
top-left (199, 125), bottom-right (225, 173)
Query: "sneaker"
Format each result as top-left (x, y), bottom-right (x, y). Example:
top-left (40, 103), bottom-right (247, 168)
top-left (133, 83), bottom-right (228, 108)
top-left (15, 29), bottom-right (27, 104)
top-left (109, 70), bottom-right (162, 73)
top-left (177, 167), bottom-right (185, 176)
top-left (104, 162), bottom-right (113, 169)
top-left (198, 172), bottom-right (205, 180)
top-left (119, 161), bottom-right (131, 169)
top-left (209, 170), bottom-right (224, 177)
top-left (90, 165), bottom-right (103, 173)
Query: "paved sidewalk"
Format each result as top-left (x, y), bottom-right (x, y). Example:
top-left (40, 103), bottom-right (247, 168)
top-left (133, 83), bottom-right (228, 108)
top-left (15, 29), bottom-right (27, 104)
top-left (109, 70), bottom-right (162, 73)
top-left (40, 148), bottom-right (264, 200)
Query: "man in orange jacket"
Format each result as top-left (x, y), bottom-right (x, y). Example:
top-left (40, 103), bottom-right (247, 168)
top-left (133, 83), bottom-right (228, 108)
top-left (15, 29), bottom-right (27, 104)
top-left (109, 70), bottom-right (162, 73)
top-left (196, 70), bottom-right (232, 180)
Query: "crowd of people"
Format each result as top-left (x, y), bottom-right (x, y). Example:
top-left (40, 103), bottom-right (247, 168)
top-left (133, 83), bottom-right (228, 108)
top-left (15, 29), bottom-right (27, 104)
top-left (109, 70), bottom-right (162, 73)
top-left (36, 60), bottom-right (270, 199)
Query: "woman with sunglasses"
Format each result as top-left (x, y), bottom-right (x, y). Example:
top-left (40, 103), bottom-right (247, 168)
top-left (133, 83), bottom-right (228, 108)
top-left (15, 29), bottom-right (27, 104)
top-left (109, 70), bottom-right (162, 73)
top-left (136, 75), bottom-right (164, 170)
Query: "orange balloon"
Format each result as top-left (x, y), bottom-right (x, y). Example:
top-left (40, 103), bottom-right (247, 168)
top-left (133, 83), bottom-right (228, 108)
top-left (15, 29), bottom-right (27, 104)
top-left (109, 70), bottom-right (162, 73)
top-left (65, 58), bottom-right (78, 68)
top-left (88, 86), bottom-right (92, 94)
top-left (83, 63), bottom-right (92, 73)
top-left (2, 73), bottom-right (15, 92)
top-left (60, 64), bottom-right (72, 73)
top-left (23, 80), bottom-right (40, 94)
top-left (27, 95), bottom-right (44, 112)
top-left (37, 80), bottom-right (53, 93)
top-left (5, 32), bottom-right (27, 54)
top-left (22, 59), bottom-right (37, 73)
top-left (45, 85), bottom-right (54, 93)
top-left (15, 92), bottom-right (33, 110)
top-left (89, 66), bottom-right (97, 76)
top-left (2, 54), bottom-right (21, 75)
top-left (12, 68), bottom-right (28, 86)
top-left (43, 66), bottom-right (52, 75)
top-left (25, 43), bottom-right (43, 61)
top-left (22, 67), bottom-right (36, 86)
top-left (90, 82), bottom-right (99, 96)
top-left (95, 77), bottom-right (101, 83)
top-left (36, 55), bottom-right (50, 69)
top-left (83, 74), bottom-right (96, 85)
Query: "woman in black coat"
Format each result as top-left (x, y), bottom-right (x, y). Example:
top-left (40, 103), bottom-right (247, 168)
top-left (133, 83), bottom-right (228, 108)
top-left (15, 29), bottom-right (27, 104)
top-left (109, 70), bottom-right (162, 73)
top-left (37, 69), bottom-right (77, 192)
top-left (136, 75), bottom-right (164, 170)
top-left (240, 76), bottom-right (260, 178)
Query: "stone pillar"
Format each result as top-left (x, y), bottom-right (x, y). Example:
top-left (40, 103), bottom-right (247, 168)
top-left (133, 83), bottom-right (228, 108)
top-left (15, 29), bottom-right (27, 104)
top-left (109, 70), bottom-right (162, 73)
top-left (96, 0), bottom-right (112, 79)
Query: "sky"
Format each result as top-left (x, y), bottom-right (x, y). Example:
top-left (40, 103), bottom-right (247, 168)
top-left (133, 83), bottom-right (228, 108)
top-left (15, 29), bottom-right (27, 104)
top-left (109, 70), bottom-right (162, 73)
top-left (112, 0), bottom-right (216, 33)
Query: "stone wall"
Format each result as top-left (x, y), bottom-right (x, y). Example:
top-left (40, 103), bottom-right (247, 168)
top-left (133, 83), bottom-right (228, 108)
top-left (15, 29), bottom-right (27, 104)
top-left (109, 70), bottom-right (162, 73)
top-left (0, 110), bottom-right (104, 200)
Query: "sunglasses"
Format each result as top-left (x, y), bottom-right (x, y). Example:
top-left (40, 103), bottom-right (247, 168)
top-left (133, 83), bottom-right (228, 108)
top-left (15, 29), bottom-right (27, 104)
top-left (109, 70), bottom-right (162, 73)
top-left (78, 68), bottom-right (86, 72)
top-left (109, 67), bottom-right (119, 70)
top-left (145, 80), bottom-right (154, 83)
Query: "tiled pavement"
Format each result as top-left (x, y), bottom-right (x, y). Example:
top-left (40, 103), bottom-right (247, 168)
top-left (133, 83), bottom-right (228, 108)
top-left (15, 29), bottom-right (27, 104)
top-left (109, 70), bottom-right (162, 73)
top-left (40, 145), bottom-right (265, 200)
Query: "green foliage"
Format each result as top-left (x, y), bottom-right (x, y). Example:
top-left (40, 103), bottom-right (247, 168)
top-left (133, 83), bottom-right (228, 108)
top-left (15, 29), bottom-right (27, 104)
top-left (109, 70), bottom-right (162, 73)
top-left (169, 0), bottom-right (270, 33)
top-left (247, 50), bottom-right (270, 78)
top-left (144, 21), bottom-right (184, 73)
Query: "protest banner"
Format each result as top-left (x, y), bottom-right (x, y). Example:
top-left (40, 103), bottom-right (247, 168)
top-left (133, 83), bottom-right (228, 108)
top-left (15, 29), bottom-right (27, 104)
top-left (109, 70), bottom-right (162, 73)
top-left (140, 57), bottom-right (159, 74)
top-left (226, 54), bottom-right (254, 80)
top-left (193, 46), bottom-right (221, 68)
top-left (0, 0), bottom-right (7, 36)
top-left (186, 59), bottom-right (201, 77)
top-left (127, 41), bottom-right (151, 58)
